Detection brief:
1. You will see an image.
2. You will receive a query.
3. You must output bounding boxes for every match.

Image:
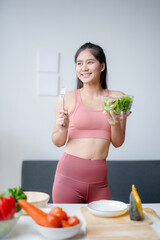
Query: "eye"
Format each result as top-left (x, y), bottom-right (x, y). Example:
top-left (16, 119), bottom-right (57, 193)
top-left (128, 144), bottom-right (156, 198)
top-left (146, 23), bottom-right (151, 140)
top-left (76, 62), bottom-right (82, 66)
top-left (88, 61), bottom-right (94, 64)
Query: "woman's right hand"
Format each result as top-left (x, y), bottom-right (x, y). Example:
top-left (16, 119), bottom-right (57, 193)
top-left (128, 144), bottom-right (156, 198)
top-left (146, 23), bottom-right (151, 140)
top-left (56, 110), bottom-right (69, 131)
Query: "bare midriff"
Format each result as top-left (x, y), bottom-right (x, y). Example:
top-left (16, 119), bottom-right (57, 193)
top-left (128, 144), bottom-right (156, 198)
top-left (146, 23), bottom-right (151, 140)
top-left (65, 138), bottom-right (110, 160)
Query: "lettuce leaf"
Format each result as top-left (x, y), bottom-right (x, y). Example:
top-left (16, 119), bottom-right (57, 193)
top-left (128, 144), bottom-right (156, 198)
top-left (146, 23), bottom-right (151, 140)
top-left (103, 96), bottom-right (133, 114)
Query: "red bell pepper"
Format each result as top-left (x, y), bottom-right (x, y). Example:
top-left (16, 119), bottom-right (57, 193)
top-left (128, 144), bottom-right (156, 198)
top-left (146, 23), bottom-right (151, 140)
top-left (0, 195), bottom-right (16, 220)
top-left (0, 207), bottom-right (3, 220)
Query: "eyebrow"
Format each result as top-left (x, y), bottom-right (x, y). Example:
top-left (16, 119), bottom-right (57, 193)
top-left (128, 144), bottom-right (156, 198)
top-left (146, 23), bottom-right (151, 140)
top-left (76, 58), bottom-right (95, 62)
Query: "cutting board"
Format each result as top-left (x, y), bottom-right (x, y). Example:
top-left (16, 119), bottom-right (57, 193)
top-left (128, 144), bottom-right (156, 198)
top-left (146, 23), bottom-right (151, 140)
top-left (81, 207), bottom-right (159, 240)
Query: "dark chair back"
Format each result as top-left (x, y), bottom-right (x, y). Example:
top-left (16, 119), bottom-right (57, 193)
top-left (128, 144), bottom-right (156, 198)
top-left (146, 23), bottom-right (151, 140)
top-left (107, 160), bottom-right (160, 203)
top-left (21, 160), bottom-right (160, 204)
top-left (21, 160), bottom-right (58, 203)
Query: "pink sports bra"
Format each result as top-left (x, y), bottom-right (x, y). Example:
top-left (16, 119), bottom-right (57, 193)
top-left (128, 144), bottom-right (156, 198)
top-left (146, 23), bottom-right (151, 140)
top-left (68, 89), bottom-right (111, 141)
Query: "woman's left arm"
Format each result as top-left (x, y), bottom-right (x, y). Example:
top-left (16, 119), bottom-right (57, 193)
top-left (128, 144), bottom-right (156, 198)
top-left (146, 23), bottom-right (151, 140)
top-left (109, 111), bottom-right (128, 147)
top-left (103, 106), bottom-right (131, 147)
top-left (104, 90), bottom-right (131, 147)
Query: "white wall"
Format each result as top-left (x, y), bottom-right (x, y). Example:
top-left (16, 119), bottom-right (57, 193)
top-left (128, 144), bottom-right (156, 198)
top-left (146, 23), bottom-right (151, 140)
top-left (0, 0), bottom-right (160, 191)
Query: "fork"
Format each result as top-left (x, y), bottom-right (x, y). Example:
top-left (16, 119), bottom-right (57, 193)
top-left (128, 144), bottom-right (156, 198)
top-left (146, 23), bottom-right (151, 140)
top-left (60, 87), bottom-right (66, 111)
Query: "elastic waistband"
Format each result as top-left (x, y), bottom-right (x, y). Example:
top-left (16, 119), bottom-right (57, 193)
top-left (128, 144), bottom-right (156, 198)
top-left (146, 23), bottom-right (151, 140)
top-left (63, 152), bottom-right (106, 163)
top-left (56, 152), bottom-right (108, 183)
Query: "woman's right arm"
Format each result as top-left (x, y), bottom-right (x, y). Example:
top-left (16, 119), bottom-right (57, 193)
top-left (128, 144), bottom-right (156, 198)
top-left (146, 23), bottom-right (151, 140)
top-left (51, 96), bottom-right (69, 147)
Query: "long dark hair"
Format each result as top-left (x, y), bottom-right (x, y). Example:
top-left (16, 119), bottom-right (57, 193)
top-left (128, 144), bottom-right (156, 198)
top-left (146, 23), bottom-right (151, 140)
top-left (74, 42), bottom-right (108, 89)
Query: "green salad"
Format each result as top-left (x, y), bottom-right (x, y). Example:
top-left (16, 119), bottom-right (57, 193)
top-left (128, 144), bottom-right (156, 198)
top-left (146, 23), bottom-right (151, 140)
top-left (103, 95), bottom-right (133, 115)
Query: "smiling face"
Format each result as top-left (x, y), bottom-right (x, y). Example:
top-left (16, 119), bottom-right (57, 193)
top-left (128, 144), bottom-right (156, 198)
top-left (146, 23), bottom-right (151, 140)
top-left (75, 49), bottom-right (105, 85)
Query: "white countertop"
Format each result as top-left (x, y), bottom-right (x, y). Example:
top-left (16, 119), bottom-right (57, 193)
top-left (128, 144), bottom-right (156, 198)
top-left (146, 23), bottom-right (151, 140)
top-left (10, 203), bottom-right (160, 239)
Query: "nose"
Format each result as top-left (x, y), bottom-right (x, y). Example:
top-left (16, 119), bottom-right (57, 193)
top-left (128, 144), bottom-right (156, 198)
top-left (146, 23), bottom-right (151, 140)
top-left (82, 62), bottom-right (88, 71)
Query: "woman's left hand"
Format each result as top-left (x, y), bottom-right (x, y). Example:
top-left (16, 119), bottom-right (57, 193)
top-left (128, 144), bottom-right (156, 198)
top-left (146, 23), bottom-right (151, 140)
top-left (103, 110), bottom-right (131, 126)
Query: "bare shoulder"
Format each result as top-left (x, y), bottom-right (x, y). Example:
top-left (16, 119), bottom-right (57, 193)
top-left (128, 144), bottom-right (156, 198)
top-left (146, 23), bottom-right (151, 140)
top-left (56, 90), bottom-right (75, 111)
top-left (65, 90), bottom-right (76, 114)
top-left (110, 90), bottom-right (125, 95)
top-left (65, 90), bottom-right (75, 100)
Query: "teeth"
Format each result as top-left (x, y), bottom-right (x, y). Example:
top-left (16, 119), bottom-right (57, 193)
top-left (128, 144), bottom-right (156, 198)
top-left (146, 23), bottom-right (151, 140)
top-left (82, 73), bottom-right (90, 77)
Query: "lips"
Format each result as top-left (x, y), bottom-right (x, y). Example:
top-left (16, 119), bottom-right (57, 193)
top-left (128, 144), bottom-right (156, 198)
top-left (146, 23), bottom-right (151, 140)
top-left (81, 73), bottom-right (91, 78)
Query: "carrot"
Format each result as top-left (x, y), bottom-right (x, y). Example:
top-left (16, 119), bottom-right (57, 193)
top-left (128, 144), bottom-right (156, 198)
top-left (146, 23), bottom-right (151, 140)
top-left (18, 199), bottom-right (61, 228)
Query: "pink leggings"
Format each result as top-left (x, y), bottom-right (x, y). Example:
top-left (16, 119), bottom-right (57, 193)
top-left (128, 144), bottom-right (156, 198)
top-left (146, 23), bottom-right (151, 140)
top-left (52, 153), bottom-right (112, 203)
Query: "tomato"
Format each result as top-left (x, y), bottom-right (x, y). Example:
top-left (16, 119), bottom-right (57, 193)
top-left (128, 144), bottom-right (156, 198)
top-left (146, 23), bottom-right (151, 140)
top-left (49, 207), bottom-right (68, 220)
top-left (67, 216), bottom-right (80, 226)
top-left (61, 219), bottom-right (71, 228)
top-left (47, 214), bottom-right (62, 228)
top-left (49, 206), bottom-right (62, 214)
top-left (55, 210), bottom-right (68, 220)
top-left (48, 207), bottom-right (80, 227)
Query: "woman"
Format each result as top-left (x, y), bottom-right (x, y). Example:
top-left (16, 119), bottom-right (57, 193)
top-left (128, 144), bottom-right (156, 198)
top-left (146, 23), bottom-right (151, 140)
top-left (52, 42), bottom-right (131, 203)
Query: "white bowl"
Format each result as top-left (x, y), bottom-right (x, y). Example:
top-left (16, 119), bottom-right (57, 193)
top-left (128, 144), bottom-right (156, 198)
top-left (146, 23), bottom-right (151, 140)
top-left (36, 222), bottom-right (82, 240)
top-left (88, 200), bottom-right (128, 217)
top-left (0, 211), bottom-right (21, 239)
top-left (22, 191), bottom-right (50, 215)
top-left (102, 95), bottom-right (134, 115)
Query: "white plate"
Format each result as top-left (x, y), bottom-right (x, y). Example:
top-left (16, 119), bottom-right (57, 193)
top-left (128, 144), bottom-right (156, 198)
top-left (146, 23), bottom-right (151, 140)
top-left (36, 222), bottom-right (82, 240)
top-left (88, 200), bottom-right (128, 217)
